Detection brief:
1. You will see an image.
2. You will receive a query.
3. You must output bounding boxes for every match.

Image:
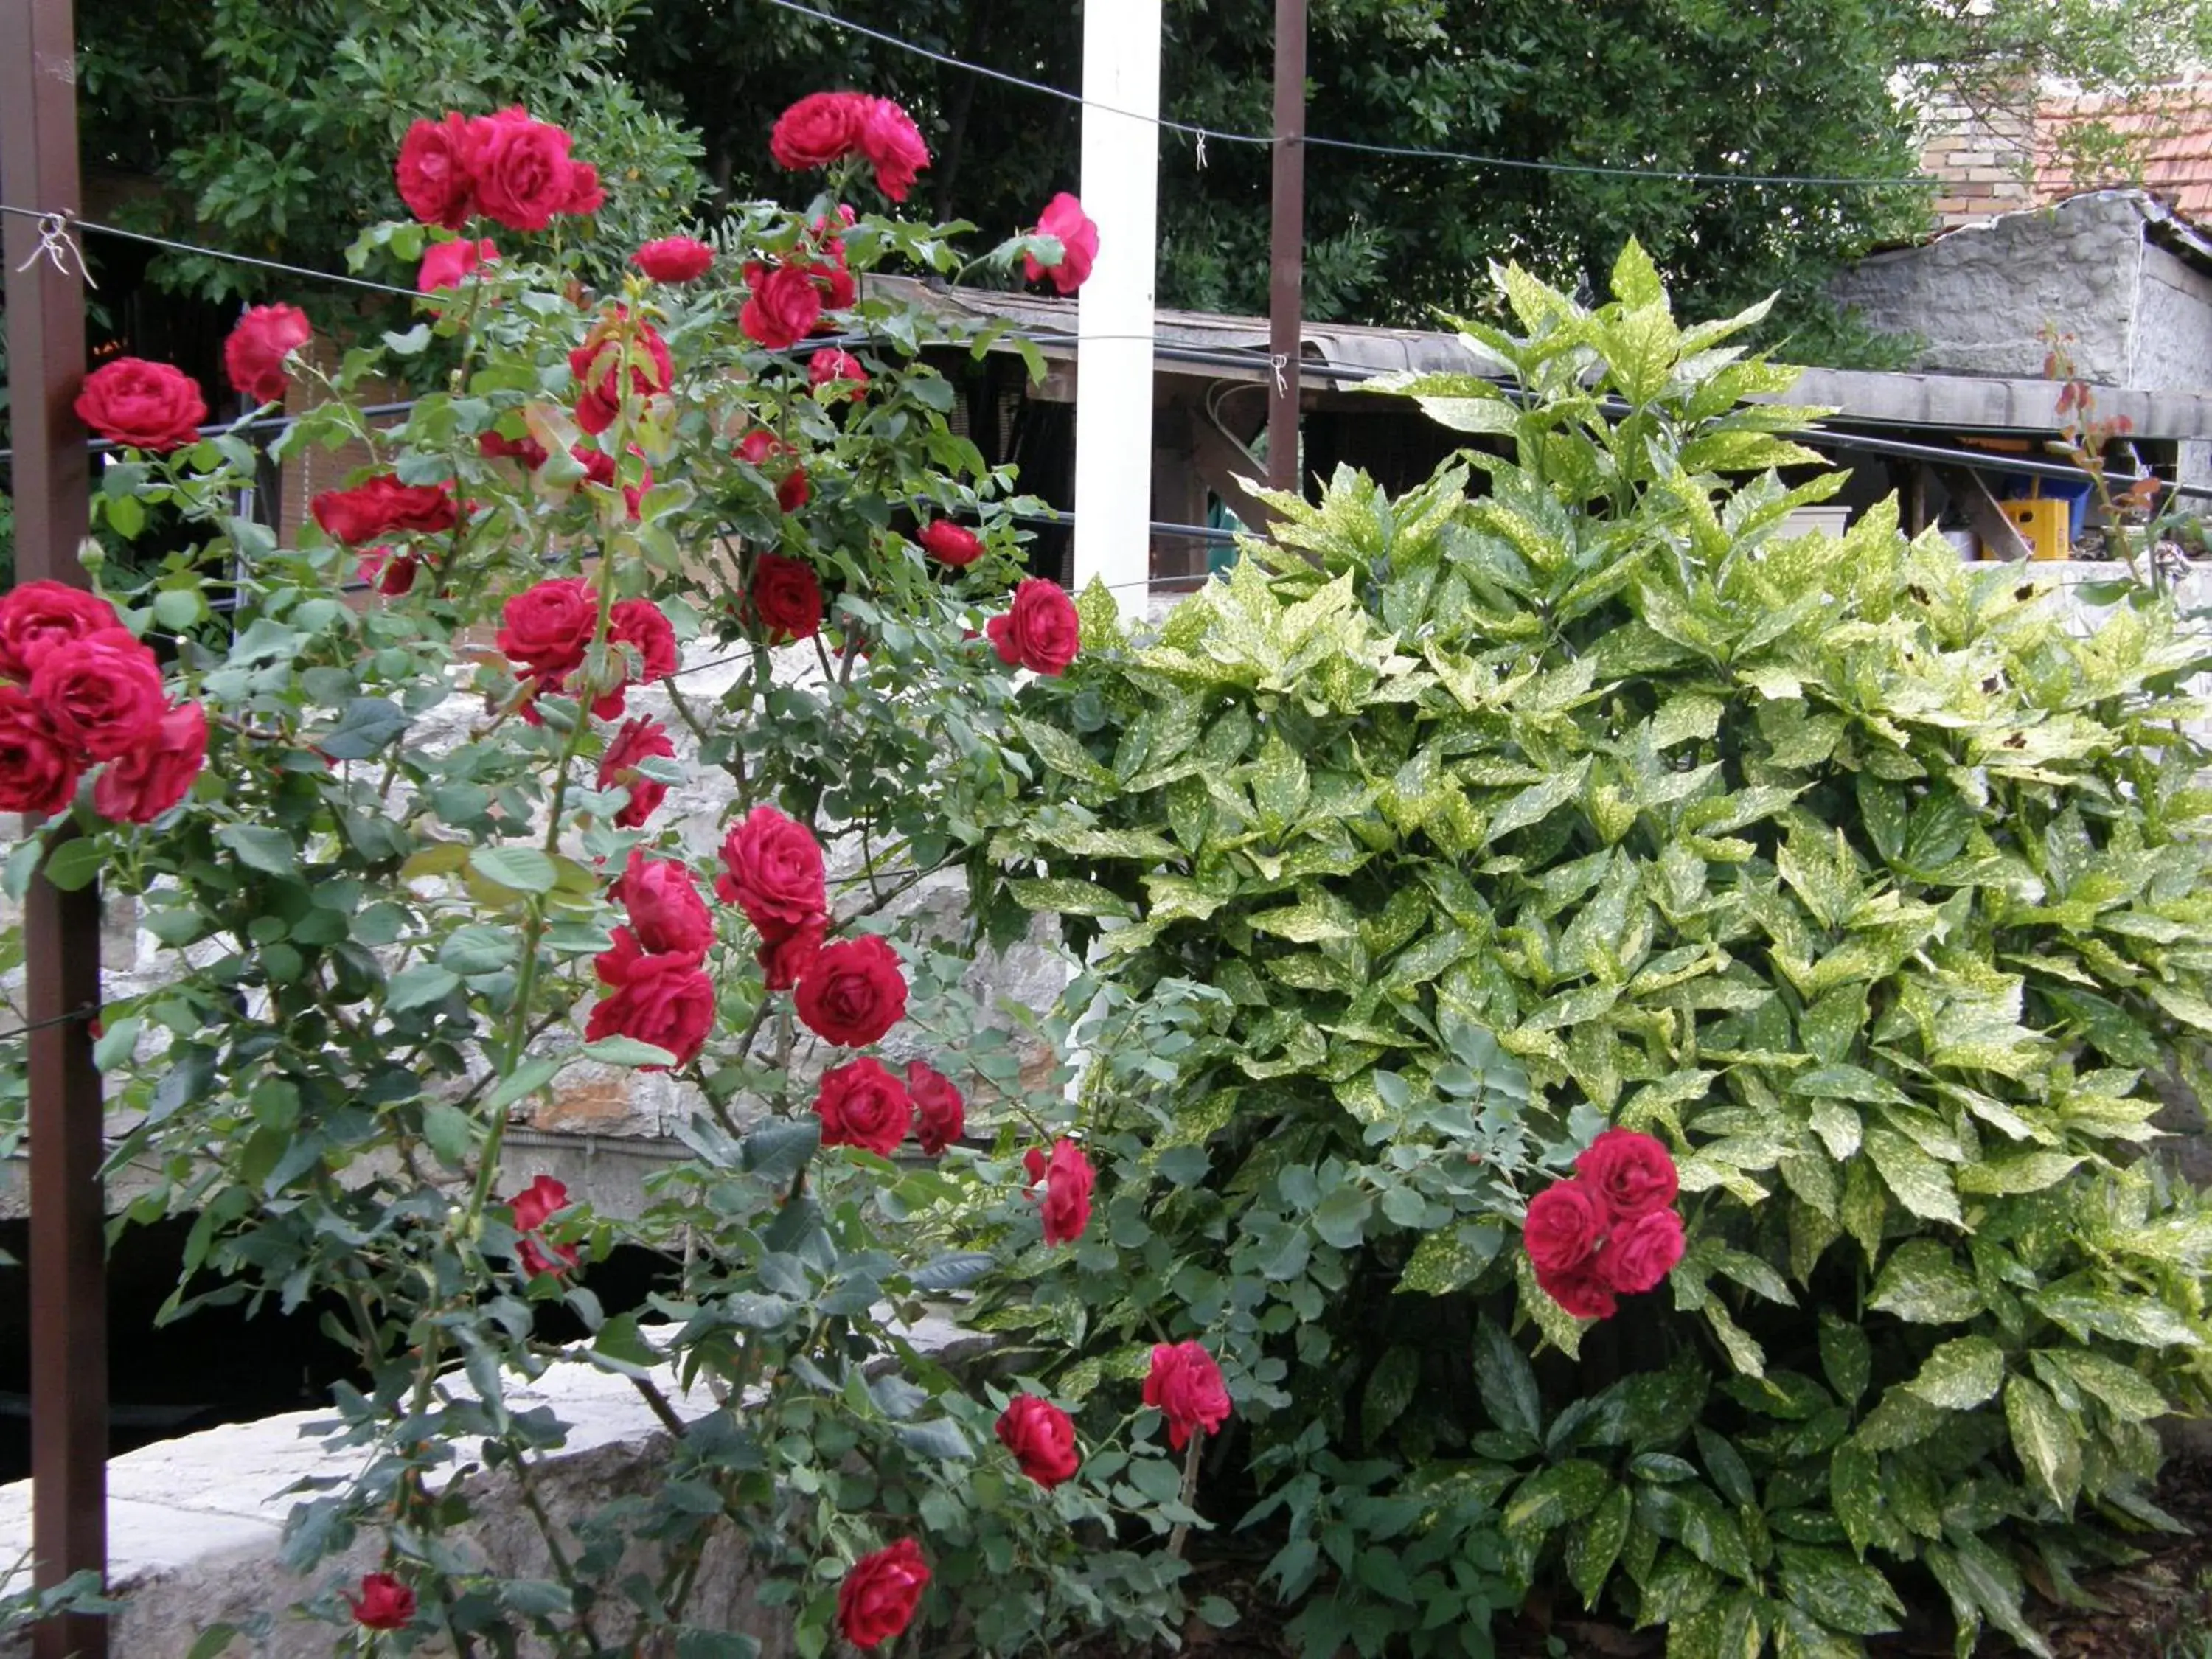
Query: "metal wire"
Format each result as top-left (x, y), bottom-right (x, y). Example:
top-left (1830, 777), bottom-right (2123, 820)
top-left (760, 0), bottom-right (1945, 192)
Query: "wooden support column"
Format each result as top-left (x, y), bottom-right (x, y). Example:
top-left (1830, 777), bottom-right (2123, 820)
top-left (1, 4), bottom-right (111, 1656)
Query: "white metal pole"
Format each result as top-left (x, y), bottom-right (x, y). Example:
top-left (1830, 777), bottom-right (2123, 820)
top-left (1071, 0), bottom-right (1162, 595)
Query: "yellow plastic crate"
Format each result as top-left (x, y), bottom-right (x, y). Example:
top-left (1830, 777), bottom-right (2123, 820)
top-left (1998, 496), bottom-right (2070, 562)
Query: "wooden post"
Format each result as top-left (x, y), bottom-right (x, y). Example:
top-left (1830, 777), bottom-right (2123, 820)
top-left (1, 3), bottom-right (111, 1656)
top-left (1267, 0), bottom-right (1307, 497)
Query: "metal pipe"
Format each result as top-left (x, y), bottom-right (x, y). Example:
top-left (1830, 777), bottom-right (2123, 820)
top-left (1266, 0), bottom-right (1307, 498)
top-left (1, 2), bottom-right (111, 1655)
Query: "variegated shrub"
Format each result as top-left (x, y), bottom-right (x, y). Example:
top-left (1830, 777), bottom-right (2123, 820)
top-left (971, 244), bottom-right (2212, 1659)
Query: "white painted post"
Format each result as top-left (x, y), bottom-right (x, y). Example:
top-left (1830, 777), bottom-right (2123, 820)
top-left (1071, 0), bottom-right (1162, 597)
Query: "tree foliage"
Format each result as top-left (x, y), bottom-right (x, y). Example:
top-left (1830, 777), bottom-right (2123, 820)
top-left (63, 0), bottom-right (2212, 366)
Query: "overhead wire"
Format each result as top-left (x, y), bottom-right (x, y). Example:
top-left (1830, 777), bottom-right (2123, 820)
top-left (758, 0), bottom-right (1944, 192)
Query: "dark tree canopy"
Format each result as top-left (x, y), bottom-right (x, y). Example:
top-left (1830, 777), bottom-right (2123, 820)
top-left (53, 0), bottom-right (2212, 364)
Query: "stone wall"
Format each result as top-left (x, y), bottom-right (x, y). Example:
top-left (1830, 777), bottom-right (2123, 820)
top-left (1830, 192), bottom-right (2147, 381)
top-left (2134, 242), bottom-right (2212, 394)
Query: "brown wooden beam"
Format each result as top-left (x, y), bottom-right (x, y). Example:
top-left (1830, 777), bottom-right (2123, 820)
top-left (1, 3), bottom-right (111, 1655)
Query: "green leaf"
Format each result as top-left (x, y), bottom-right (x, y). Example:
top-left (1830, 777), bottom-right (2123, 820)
top-left (1008, 876), bottom-right (1133, 919)
top-left (1484, 759), bottom-right (1592, 845)
top-left (316, 697), bottom-right (410, 760)
top-left (386, 964), bottom-right (460, 1012)
top-left (676, 1630), bottom-right (762, 1659)
top-left (1775, 1544), bottom-right (1905, 1636)
top-left (1902, 1335), bottom-right (2005, 1409)
top-left (420, 1102), bottom-right (474, 1167)
top-left (218, 824), bottom-right (298, 876)
top-left (485, 1057), bottom-right (563, 1115)
top-left (1955, 1150), bottom-right (2083, 1195)
top-left (1567, 1486), bottom-right (1632, 1610)
top-left (896, 1417), bottom-right (973, 1461)
top-left (1829, 1445), bottom-right (1884, 1557)
top-left (185, 1626), bottom-right (241, 1659)
top-left (910, 1251), bottom-right (997, 1291)
top-left (2005, 1374), bottom-right (2081, 1511)
top-left (1863, 1125), bottom-right (1961, 1225)
top-left (594, 1311), bottom-right (658, 1371)
top-left (1868, 1240), bottom-right (1980, 1323)
top-left (151, 587), bottom-right (202, 630)
top-left (582, 1037), bottom-right (678, 1068)
top-left (39, 836), bottom-right (104, 893)
top-left (1398, 1225), bottom-right (1500, 1295)
top-left (1474, 1316), bottom-right (1543, 1442)
top-left (1361, 1346), bottom-right (1420, 1444)
top-left (470, 846), bottom-right (557, 894)
top-left (1012, 716), bottom-right (1116, 788)
top-left (1818, 1315), bottom-right (1871, 1405)
top-left (1311, 1184), bottom-right (1373, 1250)
top-left (1503, 1460), bottom-right (1610, 1540)
top-left (2040, 1348), bottom-right (2167, 1422)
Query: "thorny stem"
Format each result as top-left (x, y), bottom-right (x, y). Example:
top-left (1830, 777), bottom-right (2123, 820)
top-left (1165, 1432), bottom-right (1205, 1559)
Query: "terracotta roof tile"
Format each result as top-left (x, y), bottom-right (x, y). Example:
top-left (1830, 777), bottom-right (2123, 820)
top-left (2025, 85), bottom-right (2212, 223)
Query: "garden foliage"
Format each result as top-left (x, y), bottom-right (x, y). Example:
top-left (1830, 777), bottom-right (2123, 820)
top-left (978, 244), bottom-right (2212, 1658)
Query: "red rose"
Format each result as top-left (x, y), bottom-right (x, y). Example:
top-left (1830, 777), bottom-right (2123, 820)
top-left (748, 553), bottom-right (824, 643)
top-left (572, 444), bottom-right (653, 522)
top-left (771, 91), bottom-right (868, 172)
top-left (0, 687), bottom-right (80, 815)
top-left (1574, 1128), bottom-right (1679, 1221)
top-left (511, 1173), bottom-right (569, 1232)
top-left (1523, 1178), bottom-right (1607, 1275)
top-left (1144, 1340), bottom-right (1230, 1451)
top-left (74, 358), bottom-right (206, 452)
top-left (92, 700), bottom-right (206, 824)
top-left (611, 598), bottom-right (677, 684)
top-left (222, 305), bottom-right (312, 404)
top-left (633, 237), bottom-right (714, 282)
top-left (345, 1572), bottom-right (417, 1632)
top-left (31, 628), bottom-right (166, 762)
top-left (1022, 1147), bottom-right (1047, 1190)
top-left (917, 521), bottom-right (983, 568)
top-left (736, 431), bottom-right (793, 469)
top-left (420, 237), bottom-right (498, 293)
top-left (597, 925), bottom-right (643, 988)
top-left (1024, 193), bottom-right (1100, 296)
top-left (1036, 1137), bottom-right (1094, 1245)
top-left (568, 318), bottom-right (672, 437)
top-left (836, 1539), bottom-right (928, 1650)
top-left (497, 577), bottom-right (597, 678)
top-left (597, 716), bottom-right (675, 829)
top-left (779, 468), bottom-right (813, 514)
top-left (616, 853), bottom-right (713, 960)
top-left (560, 161), bottom-right (604, 216)
top-left (311, 475), bottom-right (458, 544)
top-left (358, 547), bottom-right (419, 597)
top-left (986, 578), bottom-right (1079, 676)
top-left (1596, 1208), bottom-right (1685, 1295)
top-left (739, 262), bottom-right (823, 352)
top-left (807, 254), bottom-right (857, 313)
top-left (795, 934), bottom-right (908, 1047)
top-left (0, 581), bottom-right (120, 684)
top-left (813, 1056), bottom-right (912, 1155)
top-left (858, 97), bottom-right (930, 202)
top-left (995, 1394), bottom-right (1079, 1489)
top-left (464, 108), bottom-right (579, 233)
top-left (479, 429), bottom-right (548, 468)
top-left (757, 916), bottom-right (826, 991)
top-left (905, 1060), bottom-right (964, 1156)
top-left (715, 804), bottom-right (826, 939)
top-left (808, 349), bottom-right (869, 397)
top-left (585, 950), bottom-right (714, 1068)
top-left (397, 113), bottom-right (476, 228)
top-left (1536, 1261), bottom-right (1618, 1321)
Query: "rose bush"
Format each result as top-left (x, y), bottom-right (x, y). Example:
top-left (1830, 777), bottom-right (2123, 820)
top-left (972, 247), bottom-right (2212, 1657)
top-left (0, 97), bottom-right (1215, 1658)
